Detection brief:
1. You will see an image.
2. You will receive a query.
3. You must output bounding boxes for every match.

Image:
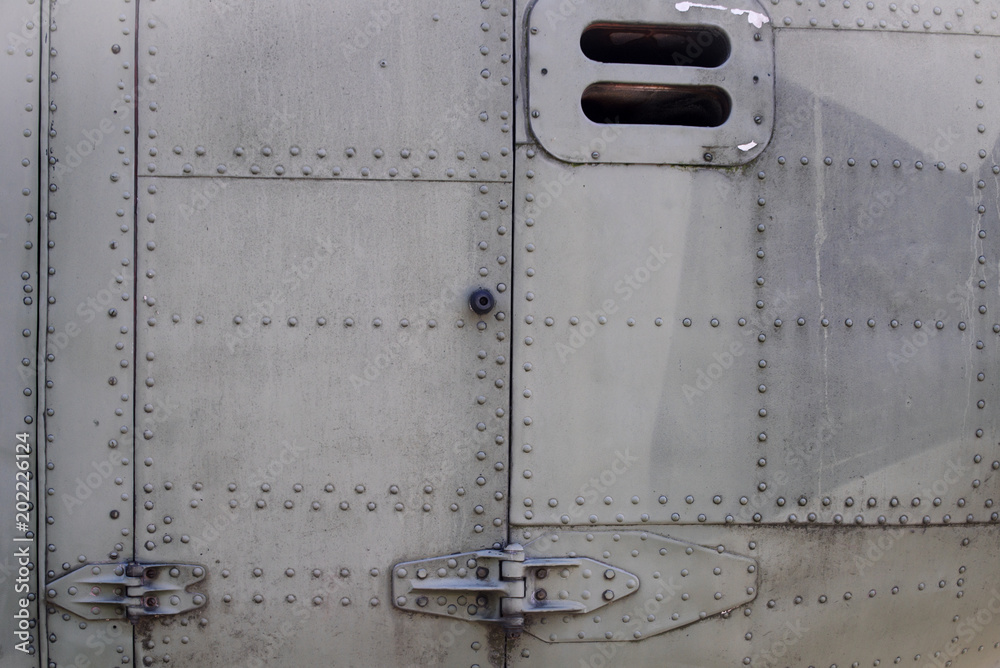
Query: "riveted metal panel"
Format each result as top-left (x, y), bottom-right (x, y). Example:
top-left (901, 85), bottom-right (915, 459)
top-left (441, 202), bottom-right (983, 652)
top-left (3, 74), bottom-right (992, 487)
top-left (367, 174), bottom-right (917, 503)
top-left (744, 29), bottom-right (1000, 527)
top-left (521, 530), bottom-right (758, 642)
top-left (510, 145), bottom-right (762, 527)
top-left (38, 0), bottom-right (139, 664)
top-left (24, 0), bottom-right (1000, 665)
top-left (131, 175), bottom-right (511, 666)
top-left (0, 1), bottom-right (41, 662)
top-left (509, 8), bottom-right (1000, 666)
top-left (765, 0), bottom-right (1000, 35)
top-left (511, 21), bottom-right (999, 532)
top-left (510, 525), bottom-right (1000, 666)
top-left (136, 0), bottom-right (513, 182)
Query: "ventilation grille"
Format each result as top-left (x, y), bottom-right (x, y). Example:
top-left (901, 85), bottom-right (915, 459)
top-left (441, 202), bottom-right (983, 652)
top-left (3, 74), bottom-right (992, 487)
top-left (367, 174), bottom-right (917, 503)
top-left (527, 1), bottom-right (773, 166)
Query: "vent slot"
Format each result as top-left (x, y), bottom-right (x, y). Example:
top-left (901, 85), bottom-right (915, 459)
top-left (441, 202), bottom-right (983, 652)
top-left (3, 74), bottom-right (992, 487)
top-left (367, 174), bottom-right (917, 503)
top-left (581, 83), bottom-right (731, 127)
top-left (580, 23), bottom-right (730, 68)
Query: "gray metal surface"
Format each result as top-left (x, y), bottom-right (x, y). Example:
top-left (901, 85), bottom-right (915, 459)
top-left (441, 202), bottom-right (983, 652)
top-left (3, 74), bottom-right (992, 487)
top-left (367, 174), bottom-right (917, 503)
top-left (510, 16), bottom-right (1000, 531)
top-left (136, 0), bottom-right (513, 183)
top-left (38, 0), bottom-right (140, 664)
top-left (132, 177), bottom-right (511, 666)
top-left (512, 525), bottom-right (1000, 667)
top-left (3, 0), bottom-right (998, 665)
top-left (0, 0), bottom-right (40, 662)
top-left (520, 530), bottom-right (758, 643)
top-left (508, 0), bottom-right (1000, 663)
top-left (125, 2), bottom-right (515, 665)
top-left (761, 0), bottom-right (1000, 35)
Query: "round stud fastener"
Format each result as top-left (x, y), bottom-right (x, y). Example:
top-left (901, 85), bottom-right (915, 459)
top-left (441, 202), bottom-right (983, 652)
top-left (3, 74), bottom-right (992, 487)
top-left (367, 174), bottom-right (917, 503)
top-left (469, 288), bottom-right (495, 315)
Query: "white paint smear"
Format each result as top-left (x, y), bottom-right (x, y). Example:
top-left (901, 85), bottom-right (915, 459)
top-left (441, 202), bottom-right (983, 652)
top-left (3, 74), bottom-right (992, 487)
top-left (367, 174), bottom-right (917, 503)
top-left (738, 141), bottom-right (758, 151)
top-left (675, 2), bottom-right (771, 29)
top-left (675, 2), bottom-right (728, 11)
top-left (731, 7), bottom-right (770, 28)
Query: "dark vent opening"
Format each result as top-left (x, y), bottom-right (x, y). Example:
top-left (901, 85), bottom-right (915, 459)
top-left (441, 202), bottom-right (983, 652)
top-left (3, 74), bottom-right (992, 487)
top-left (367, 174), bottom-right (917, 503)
top-left (580, 23), bottom-right (731, 68)
top-left (581, 83), bottom-right (731, 127)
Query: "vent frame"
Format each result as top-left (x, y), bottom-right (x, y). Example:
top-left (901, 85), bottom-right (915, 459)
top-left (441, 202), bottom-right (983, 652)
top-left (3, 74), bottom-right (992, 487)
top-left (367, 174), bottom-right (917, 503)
top-left (526, 0), bottom-right (774, 166)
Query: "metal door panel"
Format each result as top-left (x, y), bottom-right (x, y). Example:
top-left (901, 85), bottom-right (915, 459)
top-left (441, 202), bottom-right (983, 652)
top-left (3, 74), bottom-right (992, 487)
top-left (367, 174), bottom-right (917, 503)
top-left (137, 0), bottom-right (513, 182)
top-left (737, 28), bottom-right (999, 525)
top-left (510, 21), bottom-right (999, 531)
top-left (510, 146), bottom-right (762, 527)
top-left (508, 5), bottom-right (1000, 666)
top-left (773, 30), bottom-right (998, 175)
top-left (132, 177), bottom-right (511, 666)
top-left (512, 525), bottom-right (1000, 667)
top-left (127, 1), bottom-right (514, 663)
top-left (39, 0), bottom-right (139, 664)
top-left (1, 3), bottom-right (41, 662)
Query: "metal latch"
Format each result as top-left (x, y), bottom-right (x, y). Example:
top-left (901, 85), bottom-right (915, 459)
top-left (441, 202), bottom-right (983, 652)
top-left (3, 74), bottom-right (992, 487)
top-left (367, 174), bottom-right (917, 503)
top-left (46, 562), bottom-right (208, 621)
top-left (392, 542), bottom-right (640, 635)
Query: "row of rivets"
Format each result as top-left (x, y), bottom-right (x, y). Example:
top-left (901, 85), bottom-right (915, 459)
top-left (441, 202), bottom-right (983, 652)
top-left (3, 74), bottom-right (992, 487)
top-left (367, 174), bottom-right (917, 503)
top-left (470, 180), bottom-right (509, 537)
top-left (518, 147), bottom-right (538, 532)
top-left (43, 0), bottom-right (137, 582)
top-left (771, 155), bottom-right (994, 172)
top-left (767, 0), bottom-right (999, 34)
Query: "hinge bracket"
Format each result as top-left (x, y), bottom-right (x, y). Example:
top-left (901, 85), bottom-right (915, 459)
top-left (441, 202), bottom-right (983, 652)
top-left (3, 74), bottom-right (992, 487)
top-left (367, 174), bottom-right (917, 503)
top-left (46, 562), bottom-right (208, 622)
top-left (393, 531), bottom-right (759, 643)
top-left (392, 542), bottom-right (639, 636)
